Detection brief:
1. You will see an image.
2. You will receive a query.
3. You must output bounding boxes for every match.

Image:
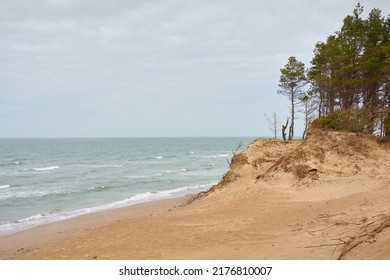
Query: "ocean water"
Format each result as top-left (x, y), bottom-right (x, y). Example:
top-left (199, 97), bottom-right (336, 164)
top-left (0, 137), bottom-right (252, 236)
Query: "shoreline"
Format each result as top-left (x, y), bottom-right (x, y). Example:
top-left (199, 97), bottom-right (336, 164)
top-left (0, 183), bottom-right (213, 238)
top-left (0, 194), bottom-right (193, 260)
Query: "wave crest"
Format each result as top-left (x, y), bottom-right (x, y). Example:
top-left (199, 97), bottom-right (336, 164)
top-left (32, 166), bottom-right (60, 171)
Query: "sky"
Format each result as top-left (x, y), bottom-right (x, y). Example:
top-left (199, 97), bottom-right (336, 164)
top-left (0, 0), bottom-right (389, 138)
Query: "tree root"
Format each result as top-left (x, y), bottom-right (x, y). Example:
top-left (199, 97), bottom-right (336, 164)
top-left (337, 215), bottom-right (390, 260)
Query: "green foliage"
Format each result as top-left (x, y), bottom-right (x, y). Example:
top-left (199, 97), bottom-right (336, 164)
top-left (309, 4), bottom-right (389, 111)
top-left (311, 109), bottom-right (374, 133)
top-left (278, 57), bottom-right (306, 94)
top-left (278, 4), bottom-right (389, 137)
top-left (278, 56), bottom-right (307, 140)
top-left (305, 3), bottom-right (390, 136)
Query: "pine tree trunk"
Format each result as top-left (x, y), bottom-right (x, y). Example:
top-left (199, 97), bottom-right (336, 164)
top-left (288, 94), bottom-right (294, 140)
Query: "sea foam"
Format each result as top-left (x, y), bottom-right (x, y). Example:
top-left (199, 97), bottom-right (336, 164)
top-left (32, 166), bottom-right (60, 171)
top-left (0, 183), bottom-right (213, 236)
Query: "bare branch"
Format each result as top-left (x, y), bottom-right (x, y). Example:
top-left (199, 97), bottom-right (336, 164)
top-left (265, 113), bottom-right (280, 139)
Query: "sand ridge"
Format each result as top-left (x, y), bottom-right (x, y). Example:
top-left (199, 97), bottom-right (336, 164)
top-left (3, 129), bottom-right (390, 259)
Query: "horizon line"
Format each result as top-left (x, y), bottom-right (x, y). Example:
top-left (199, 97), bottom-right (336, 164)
top-left (0, 135), bottom-right (264, 140)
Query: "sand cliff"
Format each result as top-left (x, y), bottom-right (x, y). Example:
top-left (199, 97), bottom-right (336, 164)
top-left (12, 129), bottom-right (390, 259)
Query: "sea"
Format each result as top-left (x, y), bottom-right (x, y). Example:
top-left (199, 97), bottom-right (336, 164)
top-left (0, 137), bottom-right (253, 236)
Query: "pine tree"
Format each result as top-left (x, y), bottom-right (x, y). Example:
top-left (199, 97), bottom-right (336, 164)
top-left (278, 56), bottom-right (307, 140)
top-left (309, 35), bottom-right (341, 115)
top-left (307, 4), bottom-right (390, 136)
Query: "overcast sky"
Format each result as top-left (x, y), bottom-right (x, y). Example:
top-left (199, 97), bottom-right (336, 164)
top-left (0, 0), bottom-right (389, 138)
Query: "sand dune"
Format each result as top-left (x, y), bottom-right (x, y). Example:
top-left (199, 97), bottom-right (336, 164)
top-left (2, 129), bottom-right (389, 259)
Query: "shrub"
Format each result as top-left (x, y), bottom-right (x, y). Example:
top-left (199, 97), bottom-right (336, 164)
top-left (311, 109), bottom-right (373, 133)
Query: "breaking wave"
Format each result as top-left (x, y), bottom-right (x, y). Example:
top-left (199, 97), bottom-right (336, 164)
top-left (32, 166), bottom-right (60, 171)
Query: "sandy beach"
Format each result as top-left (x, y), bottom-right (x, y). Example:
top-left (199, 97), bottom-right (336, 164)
top-left (1, 129), bottom-right (389, 260)
top-left (0, 196), bottom-right (191, 259)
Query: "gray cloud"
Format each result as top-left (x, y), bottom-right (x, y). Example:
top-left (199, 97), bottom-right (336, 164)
top-left (0, 0), bottom-right (389, 137)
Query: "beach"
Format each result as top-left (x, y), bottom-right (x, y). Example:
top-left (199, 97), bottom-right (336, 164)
top-left (0, 196), bottom-right (191, 259)
top-left (0, 138), bottom-right (249, 237)
top-left (1, 130), bottom-right (389, 260)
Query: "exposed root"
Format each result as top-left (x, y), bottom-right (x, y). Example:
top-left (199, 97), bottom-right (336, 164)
top-left (337, 215), bottom-right (390, 259)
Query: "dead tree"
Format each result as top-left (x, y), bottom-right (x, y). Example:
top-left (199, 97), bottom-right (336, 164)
top-left (281, 119), bottom-right (289, 141)
top-left (265, 112), bottom-right (280, 139)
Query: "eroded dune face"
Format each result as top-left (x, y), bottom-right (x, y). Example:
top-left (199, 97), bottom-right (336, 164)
top-left (212, 129), bottom-right (389, 191)
top-left (205, 129), bottom-right (390, 259)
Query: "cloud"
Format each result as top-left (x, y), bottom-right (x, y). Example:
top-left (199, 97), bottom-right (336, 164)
top-left (0, 0), bottom-right (389, 137)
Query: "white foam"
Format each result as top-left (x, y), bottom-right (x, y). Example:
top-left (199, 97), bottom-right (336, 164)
top-left (127, 173), bottom-right (163, 179)
top-left (211, 154), bottom-right (229, 158)
top-left (0, 183), bottom-right (214, 236)
top-left (129, 192), bottom-right (154, 201)
top-left (0, 185), bottom-right (10, 189)
top-left (199, 154), bottom-right (230, 159)
top-left (19, 212), bottom-right (52, 222)
top-left (136, 161), bottom-right (164, 164)
top-left (155, 156), bottom-right (163, 160)
top-left (0, 212), bottom-right (57, 236)
top-left (87, 186), bottom-right (107, 191)
top-left (87, 163), bottom-right (125, 168)
top-left (74, 183), bottom-right (213, 215)
top-left (0, 185), bottom-right (78, 200)
top-left (164, 168), bottom-right (187, 173)
top-left (32, 166), bottom-right (60, 171)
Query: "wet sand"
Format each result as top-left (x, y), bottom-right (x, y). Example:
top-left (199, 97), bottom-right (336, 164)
top-left (0, 196), bottom-right (191, 259)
